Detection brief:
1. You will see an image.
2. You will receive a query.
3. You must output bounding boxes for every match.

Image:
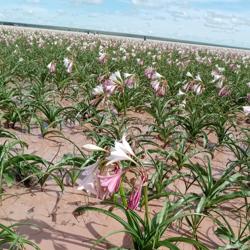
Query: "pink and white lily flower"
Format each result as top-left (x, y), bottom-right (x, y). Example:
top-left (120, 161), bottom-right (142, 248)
top-left (98, 167), bottom-right (122, 195)
top-left (150, 80), bottom-right (160, 92)
top-left (127, 182), bottom-right (143, 210)
top-left (124, 73), bottom-right (136, 88)
top-left (151, 80), bottom-right (166, 97)
top-left (193, 83), bottom-right (203, 95)
top-left (156, 84), bottom-right (166, 96)
top-left (98, 52), bottom-right (108, 64)
top-left (183, 82), bottom-right (193, 92)
top-left (211, 70), bottom-right (225, 89)
top-left (144, 67), bottom-right (156, 79)
top-left (136, 58), bottom-right (144, 65)
top-left (101, 71), bottom-right (136, 95)
top-left (47, 62), bottom-right (56, 73)
top-left (218, 86), bottom-right (231, 97)
top-left (77, 162), bottom-right (99, 195)
top-left (151, 72), bottom-right (163, 80)
top-left (127, 174), bottom-right (147, 210)
top-left (63, 58), bottom-right (73, 73)
top-left (103, 79), bottom-right (116, 95)
top-left (102, 71), bottom-right (123, 95)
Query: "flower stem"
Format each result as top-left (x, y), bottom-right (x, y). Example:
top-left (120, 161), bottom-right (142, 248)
top-left (122, 91), bottom-right (126, 116)
top-left (143, 185), bottom-right (150, 229)
top-left (119, 182), bottom-right (127, 207)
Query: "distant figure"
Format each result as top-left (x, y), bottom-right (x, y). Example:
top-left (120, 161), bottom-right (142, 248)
top-left (144, 36), bottom-right (146, 41)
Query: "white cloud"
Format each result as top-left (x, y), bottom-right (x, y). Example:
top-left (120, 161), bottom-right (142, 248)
top-left (25, 0), bottom-right (41, 3)
top-left (131, 0), bottom-right (188, 9)
top-left (130, 0), bottom-right (246, 9)
top-left (131, 0), bottom-right (165, 7)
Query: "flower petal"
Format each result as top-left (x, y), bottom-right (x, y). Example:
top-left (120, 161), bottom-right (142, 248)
top-left (82, 144), bottom-right (106, 152)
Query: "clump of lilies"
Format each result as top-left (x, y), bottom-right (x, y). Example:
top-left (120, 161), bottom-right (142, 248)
top-left (144, 67), bottom-right (168, 96)
top-left (63, 57), bottom-right (73, 73)
top-left (47, 61), bottom-right (56, 73)
top-left (218, 85), bottom-right (231, 97)
top-left (178, 71), bottom-right (204, 96)
top-left (93, 71), bottom-right (136, 97)
top-left (47, 58), bottom-right (73, 74)
top-left (77, 135), bottom-right (148, 211)
top-left (91, 71), bottom-right (137, 114)
top-left (211, 65), bottom-right (225, 89)
top-left (98, 52), bottom-right (108, 64)
top-left (211, 66), bottom-right (232, 97)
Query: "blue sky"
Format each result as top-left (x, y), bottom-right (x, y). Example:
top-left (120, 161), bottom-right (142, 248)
top-left (0, 0), bottom-right (250, 48)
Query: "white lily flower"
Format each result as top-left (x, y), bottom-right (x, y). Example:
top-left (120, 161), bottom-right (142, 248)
top-left (110, 71), bottom-right (122, 82)
top-left (92, 84), bottom-right (104, 96)
top-left (243, 106), bottom-right (250, 115)
top-left (107, 150), bottom-right (134, 165)
top-left (180, 99), bottom-right (186, 108)
top-left (213, 74), bottom-right (223, 82)
top-left (246, 82), bottom-right (250, 88)
top-left (215, 80), bottom-right (224, 89)
top-left (63, 58), bottom-right (70, 68)
top-left (152, 72), bottom-right (163, 80)
top-left (186, 71), bottom-right (193, 78)
top-left (47, 62), bottom-right (52, 69)
top-left (216, 65), bottom-right (225, 72)
top-left (115, 71), bottom-right (122, 79)
top-left (106, 135), bottom-right (136, 165)
top-left (119, 135), bottom-right (135, 156)
top-left (124, 73), bottom-right (133, 78)
top-left (211, 70), bottom-right (222, 80)
top-left (195, 74), bottom-right (202, 82)
top-left (178, 89), bottom-right (186, 96)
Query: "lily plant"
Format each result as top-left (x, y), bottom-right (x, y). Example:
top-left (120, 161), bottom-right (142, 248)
top-left (74, 135), bottom-right (208, 250)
